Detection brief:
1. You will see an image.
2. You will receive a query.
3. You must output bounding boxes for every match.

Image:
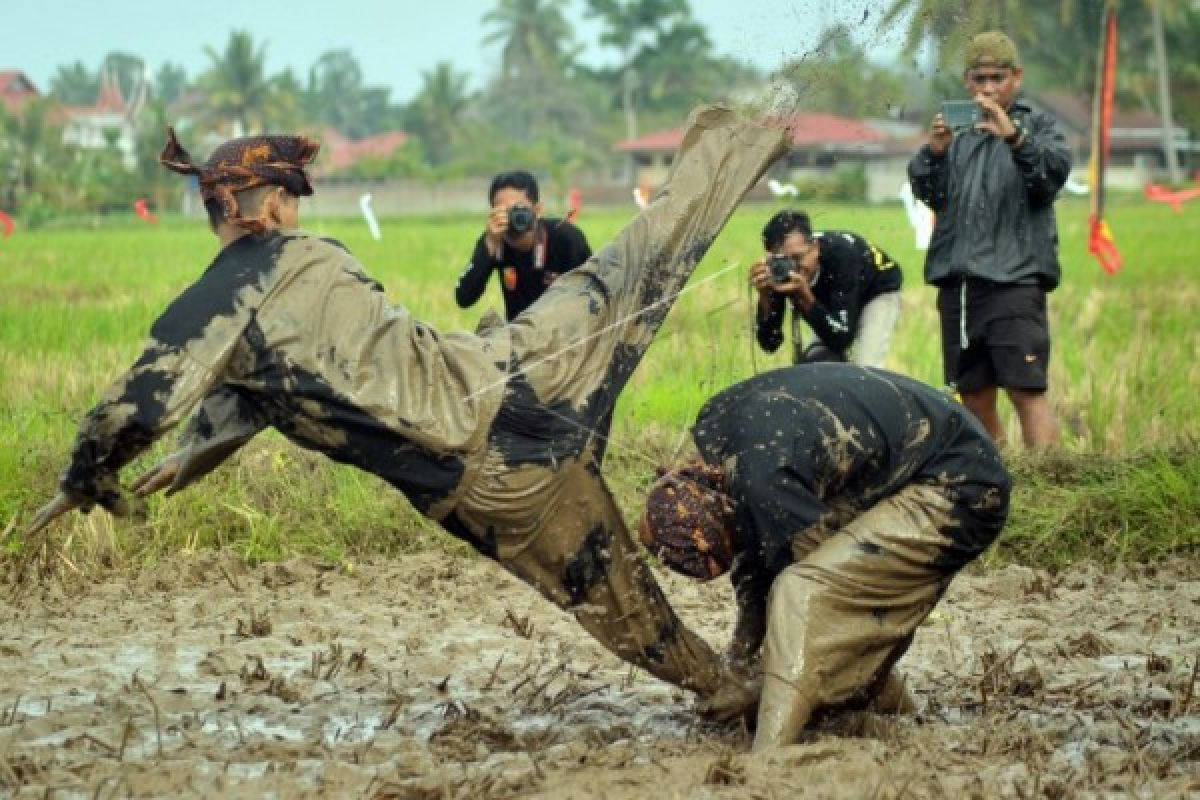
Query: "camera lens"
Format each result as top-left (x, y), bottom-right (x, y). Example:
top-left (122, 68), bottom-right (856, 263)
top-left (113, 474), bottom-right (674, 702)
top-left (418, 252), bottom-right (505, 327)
top-left (769, 255), bottom-right (795, 284)
top-left (507, 204), bottom-right (535, 235)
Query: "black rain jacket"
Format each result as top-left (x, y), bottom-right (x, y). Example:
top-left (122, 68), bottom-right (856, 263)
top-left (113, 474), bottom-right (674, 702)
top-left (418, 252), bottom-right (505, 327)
top-left (908, 101), bottom-right (1071, 290)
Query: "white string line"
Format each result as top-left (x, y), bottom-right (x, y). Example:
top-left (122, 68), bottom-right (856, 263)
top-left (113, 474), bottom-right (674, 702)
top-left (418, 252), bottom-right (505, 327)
top-left (465, 258), bottom-right (752, 466)
top-left (464, 257), bottom-right (749, 403)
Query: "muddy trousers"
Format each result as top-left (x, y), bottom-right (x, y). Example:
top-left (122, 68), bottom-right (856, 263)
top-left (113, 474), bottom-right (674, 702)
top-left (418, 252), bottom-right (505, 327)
top-left (754, 484), bottom-right (964, 750)
top-left (448, 106), bottom-right (790, 696)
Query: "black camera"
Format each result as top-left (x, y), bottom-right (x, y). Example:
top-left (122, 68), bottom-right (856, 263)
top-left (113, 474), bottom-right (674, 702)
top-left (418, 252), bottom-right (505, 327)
top-left (507, 204), bottom-right (535, 235)
top-left (768, 254), bottom-right (795, 284)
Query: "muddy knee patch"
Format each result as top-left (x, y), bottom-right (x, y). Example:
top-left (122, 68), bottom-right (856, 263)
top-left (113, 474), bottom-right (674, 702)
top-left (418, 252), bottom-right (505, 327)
top-left (563, 524), bottom-right (612, 605)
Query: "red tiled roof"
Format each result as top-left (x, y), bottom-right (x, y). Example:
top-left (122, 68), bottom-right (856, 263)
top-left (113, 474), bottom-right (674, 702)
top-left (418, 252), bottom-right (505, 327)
top-left (1036, 91), bottom-right (1165, 133)
top-left (0, 69), bottom-right (40, 114)
top-left (616, 112), bottom-right (888, 153)
top-left (93, 69), bottom-right (126, 114)
top-left (320, 128), bottom-right (410, 171)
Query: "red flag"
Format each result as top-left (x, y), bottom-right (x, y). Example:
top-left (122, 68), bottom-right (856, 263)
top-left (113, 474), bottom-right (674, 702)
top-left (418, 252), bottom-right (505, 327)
top-left (134, 198), bottom-right (159, 225)
top-left (0, 210), bottom-right (13, 239)
top-left (1144, 182), bottom-right (1200, 212)
top-left (1088, 1), bottom-right (1121, 274)
top-left (565, 187), bottom-right (582, 223)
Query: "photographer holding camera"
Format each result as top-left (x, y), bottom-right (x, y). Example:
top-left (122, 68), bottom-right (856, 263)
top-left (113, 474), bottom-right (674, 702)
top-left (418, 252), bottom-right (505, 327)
top-left (751, 210), bottom-right (902, 366)
top-left (908, 32), bottom-right (1070, 449)
top-left (456, 170), bottom-right (592, 321)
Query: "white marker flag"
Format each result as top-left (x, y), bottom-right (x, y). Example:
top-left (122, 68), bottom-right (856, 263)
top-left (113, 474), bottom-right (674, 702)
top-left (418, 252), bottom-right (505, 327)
top-left (359, 193), bottom-right (382, 241)
top-left (899, 181), bottom-right (934, 251)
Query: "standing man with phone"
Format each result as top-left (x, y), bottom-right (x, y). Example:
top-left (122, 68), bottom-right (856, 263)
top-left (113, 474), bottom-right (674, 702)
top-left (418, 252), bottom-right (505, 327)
top-left (908, 32), bottom-right (1071, 448)
top-left (456, 170), bottom-right (592, 322)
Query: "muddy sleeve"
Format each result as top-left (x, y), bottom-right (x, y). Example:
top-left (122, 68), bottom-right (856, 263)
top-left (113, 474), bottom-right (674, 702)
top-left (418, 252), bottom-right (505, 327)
top-left (907, 145), bottom-right (949, 212)
top-left (755, 293), bottom-right (786, 353)
top-left (1012, 112), bottom-right (1071, 208)
top-left (168, 385), bottom-right (269, 494)
top-left (455, 236), bottom-right (495, 308)
top-left (60, 275), bottom-right (257, 510)
top-left (728, 551), bottom-right (771, 664)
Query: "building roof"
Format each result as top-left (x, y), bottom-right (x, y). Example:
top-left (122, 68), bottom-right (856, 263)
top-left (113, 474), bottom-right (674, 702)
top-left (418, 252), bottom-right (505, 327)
top-left (1034, 91), bottom-right (1188, 150)
top-left (0, 69), bottom-right (40, 114)
top-left (615, 112), bottom-right (889, 153)
top-left (317, 128), bottom-right (410, 173)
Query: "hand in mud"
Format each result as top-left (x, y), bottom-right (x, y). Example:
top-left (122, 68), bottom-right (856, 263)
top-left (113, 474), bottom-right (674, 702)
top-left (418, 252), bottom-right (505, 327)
top-left (24, 492), bottom-right (80, 537)
top-left (696, 662), bottom-right (762, 723)
top-left (130, 453), bottom-right (183, 498)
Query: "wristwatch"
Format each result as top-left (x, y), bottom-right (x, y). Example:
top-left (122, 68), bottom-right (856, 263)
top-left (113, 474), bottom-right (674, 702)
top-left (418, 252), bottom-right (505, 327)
top-left (1005, 119), bottom-right (1026, 148)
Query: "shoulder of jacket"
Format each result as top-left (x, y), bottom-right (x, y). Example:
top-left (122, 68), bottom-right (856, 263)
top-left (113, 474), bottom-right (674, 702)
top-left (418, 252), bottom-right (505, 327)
top-left (1017, 103), bottom-right (1061, 129)
top-left (279, 230), bottom-right (349, 253)
top-left (550, 218), bottom-right (588, 242)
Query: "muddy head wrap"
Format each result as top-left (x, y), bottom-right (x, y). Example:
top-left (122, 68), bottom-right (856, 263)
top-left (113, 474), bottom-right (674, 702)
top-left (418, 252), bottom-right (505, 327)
top-left (159, 127), bottom-right (320, 233)
top-left (638, 462), bottom-right (737, 581)
top-left (963, 31), bottom-right (1021, 72)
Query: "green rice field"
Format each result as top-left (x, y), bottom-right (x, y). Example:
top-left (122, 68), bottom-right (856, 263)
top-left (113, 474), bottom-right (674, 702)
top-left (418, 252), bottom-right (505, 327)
top-left (1, 196), bottom-right (1197, 568)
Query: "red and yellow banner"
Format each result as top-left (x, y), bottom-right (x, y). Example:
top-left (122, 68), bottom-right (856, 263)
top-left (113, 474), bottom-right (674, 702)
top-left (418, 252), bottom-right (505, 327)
top-left (1088, 0), bottom-right (1122, 275)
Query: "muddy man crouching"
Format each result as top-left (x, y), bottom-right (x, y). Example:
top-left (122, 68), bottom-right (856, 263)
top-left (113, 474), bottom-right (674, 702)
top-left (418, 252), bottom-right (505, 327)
top-left (30, 107), bottom-right (790, 700)
top-left (639, 363), bottom-right (1012, 749)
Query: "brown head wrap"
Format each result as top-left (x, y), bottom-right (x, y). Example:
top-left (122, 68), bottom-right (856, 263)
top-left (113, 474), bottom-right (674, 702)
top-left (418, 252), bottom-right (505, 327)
top-left (638, 461), bottom-right (736, 581)
top-left (159, 127), bottom-right (320, 233)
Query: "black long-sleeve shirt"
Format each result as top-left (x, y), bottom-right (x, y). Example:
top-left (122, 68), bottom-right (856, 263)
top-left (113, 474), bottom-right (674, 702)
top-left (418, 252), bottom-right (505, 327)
top-left (455, 217), bottom-right (592, 320)
top-left (690, 364), bottom-right (1011, 644)
top-left (756, 231), bottom-right (902, 357)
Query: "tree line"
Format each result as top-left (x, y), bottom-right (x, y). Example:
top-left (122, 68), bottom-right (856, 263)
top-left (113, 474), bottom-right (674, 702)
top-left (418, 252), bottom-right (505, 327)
top-left (2, 0), bottom-right (1196, 220)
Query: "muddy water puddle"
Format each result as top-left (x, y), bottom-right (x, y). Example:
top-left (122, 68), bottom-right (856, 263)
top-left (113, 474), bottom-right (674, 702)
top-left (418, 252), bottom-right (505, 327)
top-left (1, 553), bottom-right (1197, 798)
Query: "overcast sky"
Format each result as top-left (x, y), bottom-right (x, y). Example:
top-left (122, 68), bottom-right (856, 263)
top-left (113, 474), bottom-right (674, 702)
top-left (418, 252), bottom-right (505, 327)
top-left (3, 0), bottom-right (910, 104)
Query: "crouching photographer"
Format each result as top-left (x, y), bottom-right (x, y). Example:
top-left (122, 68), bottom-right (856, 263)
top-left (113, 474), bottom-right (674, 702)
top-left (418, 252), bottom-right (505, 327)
top-left (455, 170), bottom-right (592, 322)
top-left (750, 210), bottom-right (902, 367)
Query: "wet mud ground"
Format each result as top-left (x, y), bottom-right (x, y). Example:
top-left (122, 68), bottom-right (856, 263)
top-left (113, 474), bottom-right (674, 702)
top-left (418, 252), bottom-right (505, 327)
top-left (1, 552), bottom-right (1197, 799)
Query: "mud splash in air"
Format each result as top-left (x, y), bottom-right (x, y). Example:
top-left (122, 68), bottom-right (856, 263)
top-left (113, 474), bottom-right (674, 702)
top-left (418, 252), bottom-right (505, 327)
top-left (1, 554), bottom-right (1195, 798)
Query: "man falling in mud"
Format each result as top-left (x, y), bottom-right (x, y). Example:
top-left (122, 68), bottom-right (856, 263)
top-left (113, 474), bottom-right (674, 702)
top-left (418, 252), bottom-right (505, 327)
top-left (639, 363), bottom-right (1011, 749)
top-left (28, 109), bottom-right (791, 700)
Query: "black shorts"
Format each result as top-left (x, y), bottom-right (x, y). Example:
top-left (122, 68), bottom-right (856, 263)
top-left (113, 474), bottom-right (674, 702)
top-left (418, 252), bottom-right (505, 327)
top-left (937, 282), bottom-right (1050, 393)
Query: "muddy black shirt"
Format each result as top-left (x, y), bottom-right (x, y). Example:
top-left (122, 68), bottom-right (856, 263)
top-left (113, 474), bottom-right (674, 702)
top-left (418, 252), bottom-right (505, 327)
top-left (456, 217), bottom-right (592, 320)
top-left (61, 230), bottom-right (510, 516)
top-left (756, 231), bottom-right (902, 357)
top-left (691, 364), bottom-right (1010, 590)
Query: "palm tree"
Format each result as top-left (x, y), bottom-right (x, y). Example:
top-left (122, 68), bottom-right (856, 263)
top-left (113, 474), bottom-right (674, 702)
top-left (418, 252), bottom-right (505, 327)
top-left (407, 62), bottom-right (471, 165)
top-left (877, 0), bottom-right (1035, 70)
top-left (197, 31), bottom-right (274, 135)
top-left (307, 49), bottom-right (368, 137)
top-left (584, 0), bottom-right (690, 136)
top-left (49, 61), bottom-right (98, 105)
top-left (0, 97), bottom-right (71, 210)
top-left (481, 0), bottom-right (575, 82)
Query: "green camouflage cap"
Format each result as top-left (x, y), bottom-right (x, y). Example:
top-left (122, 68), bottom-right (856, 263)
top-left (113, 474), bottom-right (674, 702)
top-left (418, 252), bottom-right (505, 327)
top-left (963, 31), bottom-right (1020, 71)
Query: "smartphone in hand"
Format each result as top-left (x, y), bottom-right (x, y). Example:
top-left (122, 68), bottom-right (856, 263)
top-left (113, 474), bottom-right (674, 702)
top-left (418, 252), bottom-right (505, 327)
top-left (941, 101), bottom-right (982, 130)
